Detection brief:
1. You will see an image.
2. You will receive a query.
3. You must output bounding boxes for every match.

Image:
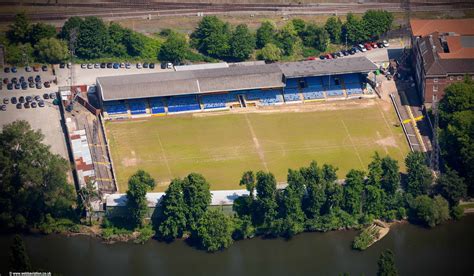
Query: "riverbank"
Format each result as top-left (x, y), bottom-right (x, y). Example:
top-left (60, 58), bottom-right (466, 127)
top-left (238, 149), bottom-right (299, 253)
top-left (1, 214), bottom-right (473, 276)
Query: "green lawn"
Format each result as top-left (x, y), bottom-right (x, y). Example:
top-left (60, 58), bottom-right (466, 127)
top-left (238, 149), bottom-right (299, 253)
top-left (106, 101), bottom-right (409, 192)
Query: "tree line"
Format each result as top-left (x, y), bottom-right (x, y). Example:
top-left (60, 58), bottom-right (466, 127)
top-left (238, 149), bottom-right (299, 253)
top-left (2, 10), bottom-right (393, 66)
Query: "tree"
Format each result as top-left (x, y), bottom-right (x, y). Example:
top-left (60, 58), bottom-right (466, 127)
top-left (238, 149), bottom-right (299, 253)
top-left (405, 152), bottom-right (433, 197)
top-left (182, 173), bottom-right (211, 231)
top-left (192, 209), bottom-right (233, 252)
top-left (191, 16), bottom-right (230, 58)
top-left (158, 31), bottom-right (188, 64)
top-left (322, 164), bottom-right (338, 184)
top-left (363, 185), bottom-right (385, 217)
top-left (362, 10), bottom-right (394, 39)
top-left (239, 171), bottom-right (256, 197)
top-left (380, 156), bottom-right (400, 196)
top-left (276, 21), bottom-right (298, 55)
top-left (7, 13), bottom-right (31, 44)
top-left (123, 30), bottom-right (145, 57)
top-left (35, 38), bottom-right (69, 64)
top-left (377, 249), bottom-right (398, 276)
top-left (256, 21), bottom-right (276, 49)
top-left (301, 23), bottom-right (329, 52)
top-left (258, 43), bottom-right (282, 62)
top-left (75, 16), bottom-right (108, 59)
top-left (342, 170), bottom-right (366, 216)
top-left (254, 171), bottom-right (278, 228)
top-left (229, 24), bottom-right (255, 61)
top-left (342, 13), bottom-right (368, 44)
top-left (6, 43), bottom-right (34, 65)
top-left (126, 170), bottom-right (156, 228)
top-left (287, 169), bottom-right (306, 199)
top-left (325, 16), bottom-right (343, 44)
top-left (59, 16), bottom-right (84, 43)
top-left (77, 180), bottom-right (99, 226)
top-left (0, 120), bottom-right (76, 230)
top-left (408, 195), bottom-right (450, 227)
top-left (277, 185), bottom-right (305, 238)
top-left (300, 161), bottom-right (324, 218)
top-left (291, 18), bottom-right (306, 37)
top-left (29, 22), bottom-right (56, 45)
top-left (9, 235), bottom-right (32, 272)
top-left (156, 179), bottom-right (187, 241)
top-left (435, 169), bottom-right (467, 207)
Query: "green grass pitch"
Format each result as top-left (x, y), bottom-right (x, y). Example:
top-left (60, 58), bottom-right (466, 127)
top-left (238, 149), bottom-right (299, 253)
top-left (105, 101), bottom-right (409, 192)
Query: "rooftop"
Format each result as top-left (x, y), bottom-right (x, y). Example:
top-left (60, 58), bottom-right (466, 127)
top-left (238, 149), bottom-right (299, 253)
top-left (410, 19), bottom-right (474, 37)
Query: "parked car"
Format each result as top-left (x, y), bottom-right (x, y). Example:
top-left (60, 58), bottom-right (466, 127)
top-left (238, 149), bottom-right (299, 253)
top-left (143, 62), bottom-right (149, 69)
top-left (19, 96), bottom-right (25, 103)
top-left (4, 67), bottom-right (10, 73)
top-left (36, 82), bottom-right (42, 89)
top-left (26, 96), bottom-right (32, 102)
top-left (377, 42), bottom-right (384, 48)
top-left (166, 62), bottom-right (173, 69)
top-left (11, 77), bottom-right (18, 84)
top-left (67, 62), bottom-right (72, 69)
top-left (29, 82), bottom-right (35, 88)
top-left (38, 101), bottom-right (45, 108)
top-left (94, 63), bottom-right (100, 69)
top-left (31, 102), bottom-right (37, 108)
top-left (149, 63), bottom-right (155, 69)
top-left (107, 63), bottom-right (113, 69)
top-left (59, 63), bottom-right (66, 69)
top-left (136, 63), bottom-right (143, 69)
top-left (24, 102), bottom-right (30, 109)
top-left (383, 40), bottom-right (389, 47)
top-left (87, 63), bottom-right (93, 69)
top-left (364, 43), bottom-right (372, 50)
top-left (81, 64), bottom-right (87, 69)
top-left (44, 81), bottom-right (50, 88)
top-left (41, 65), bottom-right (48, 71)
top-left (120, 63), bottom-right (125, 68)
top-left (34, 95), bottom-right (41, 101)
top-left (370, 42), bottom-right (378, 48)
top-left (35, 75), bottom-right (41, 82)
top-left (125, 63), bottom-right (131, 69)
top-left (21, 82), bottom-right (28, 90)
top-left (3, 97), bottom-right (9, 104)
top-left (113, 63), bottom-right (120, 69)
top-left (33, 66), bottom-right (40, 72)
top-left (28, 76), bottom-right (34, 83)
top-left (100, 63), bottom-right (106, 68)
top-left (3, 78), bottom-right (8, 84)
top-left (319, 55), bottom-right (326, 60)
top-left (349, 48), bottom-right (356, 55)
top-left (358, 44), bottom-right (367, 52)
top-left (325, 53), bottom-right (333, 59)
top-left (11, 67), bottom-right (17, 73)
top-left (342, 50), bottom-right (349, 56)
top-left (331, 53), bottom-right (338, 59)
top-left (7, 83), bottom-right (13, 90)
top-left (0, 105), bottom-right (6, 111)
top-left (19, 76), bottom-right (25, 83)
top-left (43, 93), bottom-right (50, 99)
top-left (14, 83), bottom-right (20, 89)
top-left (49, 92), bottom-right (56, 99)
top-left (11, 97), bottom-right (17, 104)
top-left (16, 103), bottom-right (22, 109)
top-left (25, 66), bottom-right (32, 72)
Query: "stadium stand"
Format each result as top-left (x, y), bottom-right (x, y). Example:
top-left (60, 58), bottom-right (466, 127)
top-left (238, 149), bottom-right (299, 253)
top-left (286, 78), bottom-right (299, 88)
top-left (302, 87), bottom-right (325, 100)
top-left (201, 93), bottom-right (238, 109)
top-left (283, 88), bottom-right (301, 102)
top-left (306, 76), bottom-right (323, 88)
top-left (167, 95), bottom-right (201, 113)
top-left (103, 101), bottom-right (128, 115)
top-left (345, 82), bottom-right (363, 95)
top-left (246, 89), bottom-right (283, 106)
top-left (149, 98), bottom-right (166, 114)
top-left (128, 99), bottom-right (147, 115)
top-left (342, 73), bottom-right (360, 84)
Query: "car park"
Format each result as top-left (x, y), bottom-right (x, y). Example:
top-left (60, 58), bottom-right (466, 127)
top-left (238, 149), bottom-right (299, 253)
top-left (31, 102), bottom-right (37, 108)
top-left (11, 67), bottom-right (17, 73)
top-left (149, 63), bottom-right (155, 69)
top-left (120, 63), bottom-right (125, 68)
top-left (33, 66), bottom-right (40, 72)
top-left (16, 103), bottom-right (22, 109)
top-left (136, 63), bottom-right (143, 69)
top-left (34, 95), bottom-right (41, 101)
top-left (100, 63), bottom-right (106, 68)
top-left (377, 42), bottom-right (384, 48)
top-left (364, 43), bottom-right (372, 50)
top-left (3, 78), bottom-right (8, 84)
top-left (14, 83), bottom-right (20, 89)
top-left (38, 101), bottom-right (45, 108)
top-left (370, 42), bottom-right (378, 48)
top-left (319, 55), bottom-right (326, 60)
top-left (11, 97), bottom-right (17, 104)
top-left (3, 97), bottom-right (9, 104)
top-left (107, 63), bottom-right (113, 69)
top-left (11, 77), bottom-right (18, 84)
top-left (44, 81), bottom-right (50, 88)
top-left (7, 83), bottom-right (13, 90)
top-left (25, 66), bottom-right (32, 72)
top-left (0, 105), bottom-right (6, 111)
top-left (42, 65), bottom-right (48, 71)
top-left (43, 93), bottom-right (50, 99)
top-left (29, 82), bottom-right (35, 88)
top-left (19, 76), bottom-right (25, 83)
top-left (358, 44), bottom-right (367, 52)
top-left (113, 63), bottom-right (120, 69)
top-left (19, 96), bottom-right (25, 103)
top-left (81, 64), bottom-right (87, 69)
top-left (342, 50), bottom-right (349, 56)
top-left (28, 76), bottom-right (34, 83)
top-left (67, 63), bottom-right (71, 69)
top-left (94, 63), bottom-right (100, 69)
top-left (325, 54), bottom-right (333, 59)
top-left (383, 40), bottom-right (389, 47)
top-left (35, 75), bottom-right (41, 82)
top-left (24, 102), bottom-right (30, 109)
top-left (49, 93), bottom-right (56, 99)
top-left (125, 63), bottom-right (131, 69)
top-left (21, 82), bottom-right (28, 90)
top-left (143, 62), bottom-right (149, 69)
top-left (331, 53), bottom-right (338, 59)
top-left (349, 48), bottom-right (356, 55)
top-left (59, 63), bottom-right (65, 69)
top-left (4, 67), bottom-right (10, 73)
top-left (26, 96), bottom-right (32, 102)
top-left (36, 82), bottom-right (42, 89)
top-left (87, 63), bottom-right (93, 69)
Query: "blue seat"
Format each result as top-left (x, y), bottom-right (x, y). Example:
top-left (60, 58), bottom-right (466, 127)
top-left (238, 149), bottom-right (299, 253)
top-left (342, 74), bottom-right (360, 84)
top-left (306, 76), bottom-right (323, 88)
top-left (149, 98), bottom-right (165, 114)
top-left (345, 83), bottom-right (363, 95)
top-left (128, 100), bottom-right (147, 115)
top-left (326, 88), bottom-right (344, 97)
top-left (201, 93), bottom-right (237, 109)
top-left (245, 89), bottom-right (283, 106)
top-left (302, 87), bottom-right (324, 100)
top-left (286, 78), bottom-right (299, 88)
top-left (168, 95), bottom-right (200, 113)
top-left (103, 101), bottom-right (128, 115)
top-left (283, 88), bottom-right (301, 102)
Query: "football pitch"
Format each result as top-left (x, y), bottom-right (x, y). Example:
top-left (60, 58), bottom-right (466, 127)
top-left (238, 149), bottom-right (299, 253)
top-left (105, 100), bottom-right (409, 192)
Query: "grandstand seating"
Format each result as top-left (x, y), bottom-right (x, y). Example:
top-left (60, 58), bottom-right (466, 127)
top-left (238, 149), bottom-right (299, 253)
top-left (103, 101), bottom-right (128, 115)
top-left (201, 93), bottom-right (237, 109)
top-left (286, 78), bottom-right (299, 88)
top-left (283, 88), bottom-right (301, 102)
top-left (302, 87), bottom-right (324, 100)
top-left (345, 83), bottom-right (363, 95)
top-left (342, 74), bottom-right (360, 84)
top-left (246, 89), bottom-right (283, 106)
top-left (149, 98), bottom-right (166, 114)
top-left (326, 88), bottom-right (345, 97)
top-left (128, 99), bottom-right (147, 115)
top-left (306, 76), bottom-right (323, 88)
top-left (168, 95), bottom-right (201, 113)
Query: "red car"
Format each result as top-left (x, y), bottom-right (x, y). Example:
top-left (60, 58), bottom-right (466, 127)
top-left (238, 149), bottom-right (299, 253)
top-left (325, 54), bottom-right (333, 59)
top-left (370, 42), bottom-right (378, 48)
top-left (306, 56), bottom-right (317, 61)
top-left (364, 43), bottom-right (372, 50)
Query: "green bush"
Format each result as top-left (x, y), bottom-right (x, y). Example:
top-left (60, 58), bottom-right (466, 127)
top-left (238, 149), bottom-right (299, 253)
top-left (352, 226), bottom-right (379, 250)
top-left (451, 205), bottom-right (464, 220)
top-left (135, 225), bottom-right (155, 244)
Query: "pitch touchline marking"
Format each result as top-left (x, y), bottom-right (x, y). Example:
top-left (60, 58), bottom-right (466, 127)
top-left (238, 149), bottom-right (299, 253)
top-left (244, 114), bottom-right (269, 172)
top-left (154, 129), bottom-right (173, 178)
top-left (376, 100), bottom-right (405, 159)
top-left (340, 119), bottom-right (365, 169)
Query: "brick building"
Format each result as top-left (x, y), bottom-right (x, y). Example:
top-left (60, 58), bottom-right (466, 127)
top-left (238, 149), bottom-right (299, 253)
top-left (410, 19), bottom-right (474, 107)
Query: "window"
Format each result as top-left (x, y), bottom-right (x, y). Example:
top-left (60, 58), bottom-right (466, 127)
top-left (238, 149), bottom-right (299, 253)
top-left (433, 78), bottom-right (438, 83)
top-left (334, 78), bottom-right (340, 86)
top-left (433, 85), bottom-right (438, 92)
top-left (457, 76), bottom-right (462, 80)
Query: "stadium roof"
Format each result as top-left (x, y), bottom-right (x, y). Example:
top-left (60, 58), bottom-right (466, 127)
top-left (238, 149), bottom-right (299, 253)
top-left (278, 56), bottom-right (378, 78)
top-left (97, 64), bottom-right (284, 101)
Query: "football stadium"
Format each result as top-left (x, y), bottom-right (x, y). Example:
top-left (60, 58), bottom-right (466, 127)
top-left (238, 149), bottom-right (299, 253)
top-left (96, 56), bottom-right (409, 192)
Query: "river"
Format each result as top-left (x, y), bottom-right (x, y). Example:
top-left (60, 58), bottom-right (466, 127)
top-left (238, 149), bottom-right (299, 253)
top-left (1, 215), bottom-right (473, 276)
